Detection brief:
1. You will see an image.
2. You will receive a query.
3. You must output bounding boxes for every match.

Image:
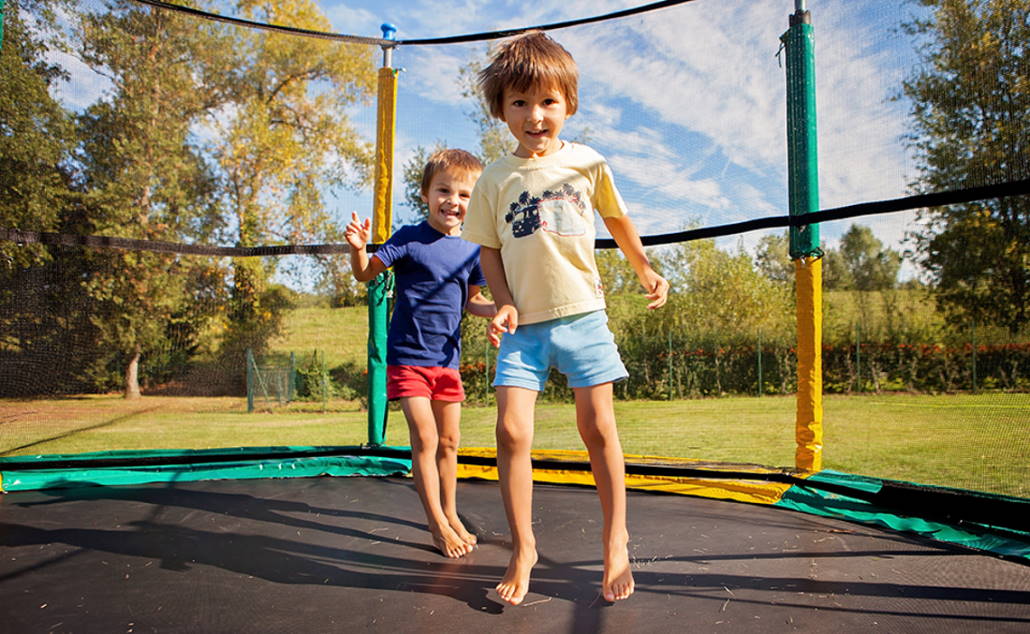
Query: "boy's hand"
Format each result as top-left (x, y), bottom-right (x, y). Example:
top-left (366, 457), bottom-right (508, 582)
top-left (488, 305), bottom-right (519, 348)
top-left (641, 270), bottom-right (670, 310)
top-left (344, 211), bottom-right (371, 251)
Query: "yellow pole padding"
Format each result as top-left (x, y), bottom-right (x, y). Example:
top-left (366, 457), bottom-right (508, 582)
top-left (795, 256), bottom-right (823, 472)
top-left (372, 66), bottom-right (397, 243)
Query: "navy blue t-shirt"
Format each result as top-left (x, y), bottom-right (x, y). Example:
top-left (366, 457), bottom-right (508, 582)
top-left (374, 221), bottom-right (486, 369)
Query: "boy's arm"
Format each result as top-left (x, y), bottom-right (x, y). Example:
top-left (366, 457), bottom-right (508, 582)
top-left (466, 284), bottom-right (497, 319)
top-left (603, 214), bottom-right (669, 310)
top-left (345, 211), bottom-right (388, 282)
top-left (479, 247), bottom-right (519, 347)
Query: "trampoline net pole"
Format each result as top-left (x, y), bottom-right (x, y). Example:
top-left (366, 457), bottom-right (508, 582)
top-left (783, 7), bottom-right (823, 471)
top-left (367, 45), bottom-right (398, 447)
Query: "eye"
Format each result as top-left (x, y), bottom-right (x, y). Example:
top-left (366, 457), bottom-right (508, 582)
top-left (511, 99), bottom-right (526, 107)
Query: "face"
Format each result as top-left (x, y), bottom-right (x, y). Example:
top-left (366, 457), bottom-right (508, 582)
top-left (501, 83), bottom-right (570, 159)
top-left (421, 168), bottom-right (479, 236)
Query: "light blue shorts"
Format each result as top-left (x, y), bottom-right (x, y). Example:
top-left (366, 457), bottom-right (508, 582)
top-left (493, 310), bottom-right (628, 391)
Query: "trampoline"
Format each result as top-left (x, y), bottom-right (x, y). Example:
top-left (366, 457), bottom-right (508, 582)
top-left (3, 0), bottom-right (1030, 631)
top-left (2, 474), bottom-right (1029, 631)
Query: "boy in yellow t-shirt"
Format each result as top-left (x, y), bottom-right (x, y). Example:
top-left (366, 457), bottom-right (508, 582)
top-left (462, 31), bottom-right (669, 606)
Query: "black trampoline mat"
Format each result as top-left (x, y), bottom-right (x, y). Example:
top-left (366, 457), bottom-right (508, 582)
top-left (1, 476), bottom-right (1028, 632)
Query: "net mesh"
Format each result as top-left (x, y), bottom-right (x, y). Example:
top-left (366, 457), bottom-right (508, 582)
top-left (1, 0), bottom-right (1026, 498)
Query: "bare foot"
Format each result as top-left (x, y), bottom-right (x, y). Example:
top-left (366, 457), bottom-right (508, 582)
top-left (448, 515), bottom-right (477, 546)
top-left (431, 525), bottom-right (473, 559)
top-left (496, 547), bottom-right (537, 606)
top-left (602, 542), bottom-right (634, 602)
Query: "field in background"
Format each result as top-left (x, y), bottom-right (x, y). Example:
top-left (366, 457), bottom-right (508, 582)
top-left (1, 392), bottom-right (1025, 498)
top-left (267, 305), bottom-right (368, 369)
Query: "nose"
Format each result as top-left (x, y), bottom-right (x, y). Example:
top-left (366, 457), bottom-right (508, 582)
top-left (529, 104), bottom-right (545, 122)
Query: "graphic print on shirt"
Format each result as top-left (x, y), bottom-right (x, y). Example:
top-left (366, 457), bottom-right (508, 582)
top-left (504, 183), bottom-right (588, 238)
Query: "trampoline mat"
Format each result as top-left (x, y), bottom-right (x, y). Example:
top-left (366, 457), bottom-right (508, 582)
top-left (1, 476), bottom-right (1028, 632)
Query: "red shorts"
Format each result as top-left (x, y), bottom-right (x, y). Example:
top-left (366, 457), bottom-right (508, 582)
top-left (386, 365), bottom-right (465, 402)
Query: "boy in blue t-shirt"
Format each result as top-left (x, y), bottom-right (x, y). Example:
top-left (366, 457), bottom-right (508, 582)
top-left (346, 149), bottom-right (495, 558)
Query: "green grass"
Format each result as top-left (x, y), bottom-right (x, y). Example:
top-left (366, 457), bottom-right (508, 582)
top-left (2, 392), bottom-right (1026, 498)
top-left (267, 305), bottom-right (368, 368)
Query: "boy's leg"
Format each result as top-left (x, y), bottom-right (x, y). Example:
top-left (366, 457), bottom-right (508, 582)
top-left (431, 399), bottom-right (476, 545)
top-left (400, 396), bottom-right (472, 558)
top-left (494, 385), bottom-right (539, 606)
top-left (573, 382), bottom-right (634, 602)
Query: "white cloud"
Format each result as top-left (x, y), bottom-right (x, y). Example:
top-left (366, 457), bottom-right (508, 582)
top-left (46, 49), bottom-right (110, 111)
top-left (323, 1), bottom-right (921, 251)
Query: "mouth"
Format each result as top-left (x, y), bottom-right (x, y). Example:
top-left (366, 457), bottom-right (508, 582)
top-left (525, 129), bottom-right (548, 138)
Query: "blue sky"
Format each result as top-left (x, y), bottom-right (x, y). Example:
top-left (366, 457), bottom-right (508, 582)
top-left (48, 0), bottom-right (930, 269)
top-left (318, 0), bottom-right (929, 261)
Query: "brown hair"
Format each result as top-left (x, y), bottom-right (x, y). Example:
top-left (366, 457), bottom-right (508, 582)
top-left (420, 148), bottom-right (483, 195)
top-left (477, 31), bottom-right (579, 120)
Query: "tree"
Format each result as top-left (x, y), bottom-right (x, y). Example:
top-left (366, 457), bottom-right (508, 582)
top-left (657, 240), bottom-right (793, 342)
top-left (902, 0), bottom-right (1029, 334)
top-left (74, 0), bottom-right (225, 398)
top-left (823, 224), bottom-right (901, 291)
top-left (0, 0), bottom-right (92, 397)
top-left (206, 0), bottom-right (376, 365)
top-left (754, 232), bottom-right (794, 285)
top-left (399, 142), bottom-right (444, 223)
top-left (0, 0), bottom-right (76, 268)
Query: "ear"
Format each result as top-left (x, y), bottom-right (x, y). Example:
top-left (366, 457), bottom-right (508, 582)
top-left (420, 192), bottom-right (429, 204)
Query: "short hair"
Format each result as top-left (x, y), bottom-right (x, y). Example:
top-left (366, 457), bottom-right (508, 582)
top-left (420, 148), bottom-right (483, 195)
top-left (477, 31), bottom-right (579, 120)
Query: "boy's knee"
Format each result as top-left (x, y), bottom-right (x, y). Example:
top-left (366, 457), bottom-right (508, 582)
top-left (496, 421), bottom-right (531, 450)
top-left (437, 432), bottom-right (459, 453)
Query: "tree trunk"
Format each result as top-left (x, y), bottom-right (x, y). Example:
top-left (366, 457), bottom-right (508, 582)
top-left (125, 349), bottom-right (142, 400)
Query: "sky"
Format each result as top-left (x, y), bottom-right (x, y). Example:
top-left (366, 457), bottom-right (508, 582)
top-left (47, 0), bottom-right (932, 274)
top-left (317, 0), bottom-right (929, 264)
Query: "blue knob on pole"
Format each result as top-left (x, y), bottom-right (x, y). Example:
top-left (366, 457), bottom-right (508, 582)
top-left (381, 23), bottom-right (397, 41)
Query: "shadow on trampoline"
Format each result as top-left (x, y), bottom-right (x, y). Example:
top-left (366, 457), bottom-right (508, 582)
top-left (1, 476), bottom-right (1028, 631)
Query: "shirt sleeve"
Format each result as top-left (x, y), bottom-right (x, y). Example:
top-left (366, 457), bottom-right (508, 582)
top-left (462, 179), bottom-right (501, 249)
top-left (373, 228), bottom-right (407, 268)
top-left (591, 157), bottom-right (629, 219)
top-left (468, 249), bottom-right (487, 287)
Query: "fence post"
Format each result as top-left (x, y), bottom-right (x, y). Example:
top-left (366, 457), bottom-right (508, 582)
top-left (855, 320), bottom-right (861, 392)
top-left (288, 351), bottom-right (297, 402)
top-left (321, 350), bottom-right (329, 412)
top-left (667, 330), bottom-right (674, 400)
top-left (971, 319), bottom-right (978, 393)
top-left (246, 348), bottom-right (255, 413)
top-left (757, 333), bottom-right (764, 396)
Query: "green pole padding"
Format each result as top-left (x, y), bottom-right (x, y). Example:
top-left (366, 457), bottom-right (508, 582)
top-left (777, 470), bottom-right (1030, 562)
top-left (0, 0), bottom-right (6, 49)
top-left (366, 271), bottom-right (392, 445)
top-left (782, 10), bottom-right (820, 258)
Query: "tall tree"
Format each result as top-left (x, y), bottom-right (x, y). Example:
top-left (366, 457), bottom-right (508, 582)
top-left (0, 0), bottom-right (75, 268)
top-left (754, 232), bottom-right (794, 285)
top-left (0, 0), bottom-right (93, 397)
top-left (903, 0), bottom-right (1029, 334)
top-left (207, 0), bottom-right (375, 362)
top-left (838, 224), bottom-right (901, 292)
top-left (75, 0), bottom-right (224, 397)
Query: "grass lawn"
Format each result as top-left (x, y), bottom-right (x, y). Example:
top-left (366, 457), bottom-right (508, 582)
top-left (1, 392), bottom-right (1025, 498)
top-left (267, 305), bottom-right (368, 369)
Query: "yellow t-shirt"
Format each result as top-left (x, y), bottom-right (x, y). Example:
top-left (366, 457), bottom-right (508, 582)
top-left (462, 142), bottom-right (628, 325)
